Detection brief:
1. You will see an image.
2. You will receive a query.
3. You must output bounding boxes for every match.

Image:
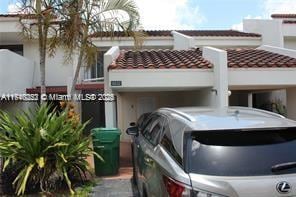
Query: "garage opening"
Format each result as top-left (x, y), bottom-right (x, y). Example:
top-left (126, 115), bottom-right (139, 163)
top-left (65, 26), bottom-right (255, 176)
top-left (116, 88), bottom-right (212, 166)
top-left (230, 89), bottom-right (287, 116)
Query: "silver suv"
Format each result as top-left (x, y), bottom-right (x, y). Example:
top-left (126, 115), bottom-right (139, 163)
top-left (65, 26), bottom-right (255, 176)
top-left (126, 107), bottom-right (296, 197)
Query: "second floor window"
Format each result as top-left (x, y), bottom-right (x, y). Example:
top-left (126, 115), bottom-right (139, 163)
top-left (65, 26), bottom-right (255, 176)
top-left (91, 51), bottom-right (104, 78)
top-left (0, 45), bottom-right (23, 56)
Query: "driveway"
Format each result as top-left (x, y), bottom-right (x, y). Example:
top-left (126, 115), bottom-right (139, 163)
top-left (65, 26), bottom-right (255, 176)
top-left (91, 167), bottom-right (139, 197)
top-left (91, 178), bottom-right (138, 197)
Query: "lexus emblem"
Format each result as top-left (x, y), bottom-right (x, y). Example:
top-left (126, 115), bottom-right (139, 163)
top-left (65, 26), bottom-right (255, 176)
top-left (276, 181), bottom-right (291, 194)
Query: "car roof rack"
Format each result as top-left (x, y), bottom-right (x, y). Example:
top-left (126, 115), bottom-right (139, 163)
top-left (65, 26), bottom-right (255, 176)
top-left (229, 106), bottom-right (285, 119)
top-left (159, 108), bottom-right (195, 122)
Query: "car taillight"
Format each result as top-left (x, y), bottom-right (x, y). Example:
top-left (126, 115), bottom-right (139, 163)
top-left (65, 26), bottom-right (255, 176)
top-left (163, 175), bottom-right (186, 197)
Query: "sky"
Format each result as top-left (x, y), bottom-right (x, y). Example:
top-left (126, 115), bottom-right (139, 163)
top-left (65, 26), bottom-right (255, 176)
top-left (1, 0), bottom-right (296, 30)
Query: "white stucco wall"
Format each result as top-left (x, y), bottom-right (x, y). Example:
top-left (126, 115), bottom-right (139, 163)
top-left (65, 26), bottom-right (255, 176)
top-left (195, 37), bottom-right (261, 49)
top-left (0, 18), bottom-right (21, 33)
top-left (172, 31), bottom-right (195, 50)
top-left (229, 68), bottom-right (296, 90)
top-left (284, 37), bottom-right (296, 50)
top-left (92, 37), bottom-right (174, 50)
top-left (0, 17), bottom-right (23, 44)
top-left (282, 24), bottom-right (296, 37)
top-left (0, 49), bottom-right (34, 94)
top-left (92, 35), bottom-right (262, 51)
top-left (23, 41), bottom-right (74, 87)
top-left (244, 19), bottom-right (284, 47)
top-left (0, 18), bottom-right (78, 88)
top-left (109, 69), bottom-right (213, 91)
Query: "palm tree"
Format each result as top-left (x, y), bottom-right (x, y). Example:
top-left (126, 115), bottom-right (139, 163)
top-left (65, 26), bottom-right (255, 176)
top-left (18, 0), bottom-right (63, 104)
top-left (59, 0), bottom-right (141, 96)
top-left (17, 0), bottom-right (141, 100)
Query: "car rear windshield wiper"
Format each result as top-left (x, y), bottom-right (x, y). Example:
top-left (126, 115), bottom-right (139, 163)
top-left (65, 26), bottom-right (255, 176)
top-left (271, 162), bottom-right (296, 172)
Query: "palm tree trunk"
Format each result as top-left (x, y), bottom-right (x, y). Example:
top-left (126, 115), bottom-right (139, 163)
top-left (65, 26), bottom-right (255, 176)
top-left (40, 48), bottom-right (46, 104)
top-left (36, 0), bottom-right (47, 105)
top-left (39, 26), bottom-right (49, 105)
top-left (70, 47), bottom-right (84, 96)
top-left (70, 2), bottom-right (85, 97)
top-left (70, 27), bottom-right (88, 96)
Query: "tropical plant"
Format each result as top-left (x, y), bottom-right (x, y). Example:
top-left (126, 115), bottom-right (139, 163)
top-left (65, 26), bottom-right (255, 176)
top-left (58, 0), bottom-right (142, 95)
top-left (260, 99), bottom-right (287, 116)
top-left (17, 0), bottom-right (64, 103)
top-left (0, 104), bottom-right (101, 195)
top-left (60, 101), bottom-right (80, 127)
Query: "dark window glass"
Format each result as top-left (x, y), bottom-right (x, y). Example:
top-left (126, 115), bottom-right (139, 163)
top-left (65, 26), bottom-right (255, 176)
top-left (149, 120), bottom-right (163, 145)
top-left (142, 115), bottom-right (164, 145)
top-left (137, 112), bottom-right (151, 131)
top-left (0, 45), bottom-right (23, 56)
top-left (91, 51), bottom-right (104, 78)
top-left (188, 128), bottom-right (296, 176)
top-left (161, 124), bottom-right (182, 165)
top-left (142, 115), bottom-right (158, 135)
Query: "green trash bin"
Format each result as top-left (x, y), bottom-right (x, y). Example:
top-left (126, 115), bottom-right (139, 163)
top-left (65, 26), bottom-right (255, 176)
top-left (91, 128), bottom-right (121, 176)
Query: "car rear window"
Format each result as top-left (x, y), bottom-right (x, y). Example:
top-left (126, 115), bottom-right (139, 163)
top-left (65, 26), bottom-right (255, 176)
top-left (187, 128), bottom-right (296, 176)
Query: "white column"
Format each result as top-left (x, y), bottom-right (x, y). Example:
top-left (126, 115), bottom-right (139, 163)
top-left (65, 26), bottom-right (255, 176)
top-left (248, 93), bottom-right (253, 107)
top-left (286, 88), bottom-right (296, 120)
top-left (171, 31), bottom-right (195, 50)
top-left (104, 46), bottom-right (120, 128)
top-left (203, 47), bottom-right (228, 108)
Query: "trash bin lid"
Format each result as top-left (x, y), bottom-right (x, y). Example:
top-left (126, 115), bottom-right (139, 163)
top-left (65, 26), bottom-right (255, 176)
top-left (91, 128), bottom-right (120, 133)
top-left (91, 128), bottom-right (121, 141)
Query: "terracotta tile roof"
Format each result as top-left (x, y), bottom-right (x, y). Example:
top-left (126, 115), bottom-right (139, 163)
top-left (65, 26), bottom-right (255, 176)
top-left (91, 30), bottom-right (261, 38)
top-left (0, 14), bottom-right (20, 17)
top-left (178, 30), bottom-right (260, 37)
top-left (283, 20), bottom-right (296, 24)
top-left (109, 49), bottom-right (213, 70)
top-left (0, 13), bottom-right (58, 19)
top-left (109, 48), bottom-right (296, 70)
top-left (75, 83), bottom-right (104, 90)
top-left (91, 30), bottom-right (171, 37)
top-left (26, 84), bottom-right (104, 94)
top-left (271, 14), bottom-right (296, 19)
top-left (227, 48), bottom-right (296, 68)
top-left (26, 86), bottom-right (67, 94)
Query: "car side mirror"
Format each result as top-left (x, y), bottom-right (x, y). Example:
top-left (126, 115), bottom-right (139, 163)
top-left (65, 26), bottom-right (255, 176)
top-left (126, 126), bottom-right (138, 136)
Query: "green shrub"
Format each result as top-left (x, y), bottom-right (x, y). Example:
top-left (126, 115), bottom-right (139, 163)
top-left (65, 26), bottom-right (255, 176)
top-left (0, 104), bottom-right (101, 195)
